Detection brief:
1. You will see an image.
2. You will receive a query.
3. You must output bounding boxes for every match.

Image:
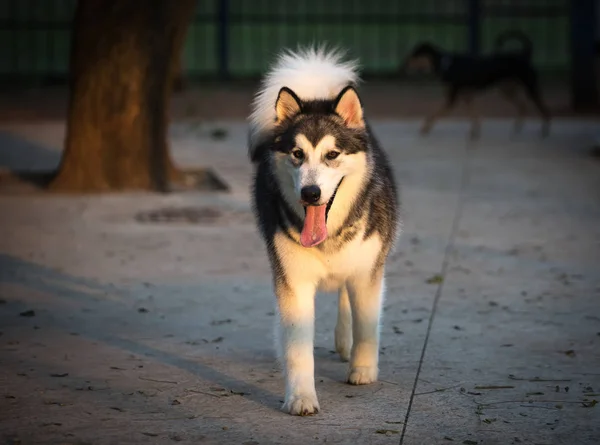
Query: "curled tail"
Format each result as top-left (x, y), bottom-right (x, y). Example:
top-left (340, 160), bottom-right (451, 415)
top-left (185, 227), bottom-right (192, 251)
top-left (248, 45), bottom-right (359, 161)
top-left (494, 30), bottom-right (533, 60)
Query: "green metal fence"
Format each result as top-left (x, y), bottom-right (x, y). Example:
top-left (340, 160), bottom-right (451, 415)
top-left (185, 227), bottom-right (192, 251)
top-left (0, 0), bottom-right (570, 84)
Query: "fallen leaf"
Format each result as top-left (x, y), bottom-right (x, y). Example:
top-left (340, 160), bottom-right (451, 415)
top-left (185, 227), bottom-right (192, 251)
top-left (142, 432), bottom-right (158, 437)
top-left (44, 401), bottom-right (67, 406)
top-left (375, 429), bottom-right (399, 435)
top-left (230, 390), bottom-right (248, 396)
top-left (19, 310), bottom-right (35, 317)
top-left (210, 128), bottom-right (228, 140)
top-left (426, 274), bottom-right (443, 284)
top-left (49, 373), bottom-right (69, 378)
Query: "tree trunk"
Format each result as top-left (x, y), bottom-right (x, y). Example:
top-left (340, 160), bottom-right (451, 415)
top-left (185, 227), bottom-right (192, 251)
top-left (50, 0), bottom-right (197, 192)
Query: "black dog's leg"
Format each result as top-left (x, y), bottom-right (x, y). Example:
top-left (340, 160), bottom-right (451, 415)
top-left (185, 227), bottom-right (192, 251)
top-left (521, 70), bottom-right (551, 137)
top-left (463, 93), bottom-right (481, 140)
top-left (420, 86), bottom-right (459, 136)
top-left (499, 82), bottom-right (527, 133)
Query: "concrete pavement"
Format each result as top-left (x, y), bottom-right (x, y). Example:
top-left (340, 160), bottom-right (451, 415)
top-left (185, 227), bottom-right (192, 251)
top-left (0, 118), bottom-right (599, 444)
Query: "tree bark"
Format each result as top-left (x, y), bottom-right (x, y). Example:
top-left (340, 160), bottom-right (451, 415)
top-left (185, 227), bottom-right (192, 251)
top-left (50, 0), bottom-right (197, 192)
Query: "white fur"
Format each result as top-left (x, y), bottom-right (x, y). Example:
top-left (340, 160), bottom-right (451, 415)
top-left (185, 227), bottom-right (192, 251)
top-left (335, 285), bottom-right (352, 362)
top-left (248, 45), bottom-right (360, 155)
top-left (251, 45), bottom-right (389, 416)
top-left (273, 224), bottom-right (385, 415)
top-left (290, 134), bottom-right (360, 206)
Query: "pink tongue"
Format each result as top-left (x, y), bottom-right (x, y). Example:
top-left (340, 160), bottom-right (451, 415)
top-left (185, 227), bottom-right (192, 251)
top-left (300, 204), bottom-right (328, 247)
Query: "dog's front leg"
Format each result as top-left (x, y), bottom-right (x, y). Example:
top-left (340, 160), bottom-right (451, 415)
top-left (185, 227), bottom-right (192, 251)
top-left (420, 86), bottom-right (459, 136)
top-left (276, 280), bottom-right (319, 415)
top-left (346, 269), bottom-right (385, 385)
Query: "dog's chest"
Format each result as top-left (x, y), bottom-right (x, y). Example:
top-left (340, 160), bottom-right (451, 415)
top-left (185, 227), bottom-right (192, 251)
top-left (317, 229), bottom-right (382, 290)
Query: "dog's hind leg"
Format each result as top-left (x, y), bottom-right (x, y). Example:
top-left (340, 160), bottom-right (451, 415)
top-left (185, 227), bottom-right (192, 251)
top-left (346, 269), bottom-right (385, 385)
top-left (464, 93), bottom-right (481, 140)
top-left (276, 279), bottom-right (320, 415)
top-left (499, 82), bottom-right (527, 133)
top-left (521, 70), bottom-right (551, 137)
top-left (420, 86), bottom-right (459, 136)
top-left (335, 285), bottom-right (352, 362)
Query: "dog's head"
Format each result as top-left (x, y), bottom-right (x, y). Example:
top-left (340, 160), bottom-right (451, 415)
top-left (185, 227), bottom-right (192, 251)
top-left (402, 42), bottom-right (440, 74)
top-left (269, 86), bottom-right (369, 246)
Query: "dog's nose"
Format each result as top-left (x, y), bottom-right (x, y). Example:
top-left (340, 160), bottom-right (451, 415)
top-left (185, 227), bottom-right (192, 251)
top-left (301, 185), bottom-right (321, 204)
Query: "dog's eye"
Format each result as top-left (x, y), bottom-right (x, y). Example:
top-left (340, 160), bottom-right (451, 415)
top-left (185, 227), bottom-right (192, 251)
top-left (325, 151), bottom-right (340, 160)
top-left (292, 149), bottom-right (304, 160)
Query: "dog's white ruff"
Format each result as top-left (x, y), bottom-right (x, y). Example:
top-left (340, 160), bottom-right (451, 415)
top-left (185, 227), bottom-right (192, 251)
top-left (248, 46), bottom-right (359, 155)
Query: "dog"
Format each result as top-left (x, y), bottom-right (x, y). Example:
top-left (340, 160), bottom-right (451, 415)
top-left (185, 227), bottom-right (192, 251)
top-left (247, 46), bottom-right (400, 416)
top-left (403, 30), bottom-right (551, 139)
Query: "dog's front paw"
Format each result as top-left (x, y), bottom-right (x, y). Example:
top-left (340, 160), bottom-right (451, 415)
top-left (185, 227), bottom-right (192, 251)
top-left (347, 366), bottom-right (378, 385)
top-left (281, 393), bottom-right (320, 416)
top-left (419, 125), bottom-right (431, 136)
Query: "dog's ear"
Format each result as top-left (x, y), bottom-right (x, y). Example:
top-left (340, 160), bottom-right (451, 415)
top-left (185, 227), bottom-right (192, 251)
top-left (275, 87), bottom-right (302, 122)
top-left (334, 86), bottom-right (365, 129)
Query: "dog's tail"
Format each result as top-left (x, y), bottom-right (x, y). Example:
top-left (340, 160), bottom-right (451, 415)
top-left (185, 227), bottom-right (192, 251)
top-left (248, 45), bottom-right (359, 161)
top-left (494, 30), bottom-right (533, 60)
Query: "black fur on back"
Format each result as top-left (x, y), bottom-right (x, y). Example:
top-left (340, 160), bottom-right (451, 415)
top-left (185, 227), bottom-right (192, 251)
top-left (405, 30), bottom-right (538, 91)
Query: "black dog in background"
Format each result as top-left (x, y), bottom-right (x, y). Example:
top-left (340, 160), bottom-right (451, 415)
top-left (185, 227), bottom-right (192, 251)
top-left (403, 30), bottom-right (551, 139)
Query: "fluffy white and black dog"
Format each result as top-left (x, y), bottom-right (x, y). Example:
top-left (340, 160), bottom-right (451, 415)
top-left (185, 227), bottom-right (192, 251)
top-left (248, 46), bottom-right (400, 416)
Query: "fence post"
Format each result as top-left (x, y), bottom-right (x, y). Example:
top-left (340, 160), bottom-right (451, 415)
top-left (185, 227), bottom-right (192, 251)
top-left (570, 0), bottom-right (598, 110)
top-left (217, 0), bottom-right (229, 79)
top-left (467, 0), bottom-right (481, 56)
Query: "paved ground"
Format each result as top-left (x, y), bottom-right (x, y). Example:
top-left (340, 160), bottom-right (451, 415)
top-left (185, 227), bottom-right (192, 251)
top-left (0, 117), bottom-right (599, 445)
